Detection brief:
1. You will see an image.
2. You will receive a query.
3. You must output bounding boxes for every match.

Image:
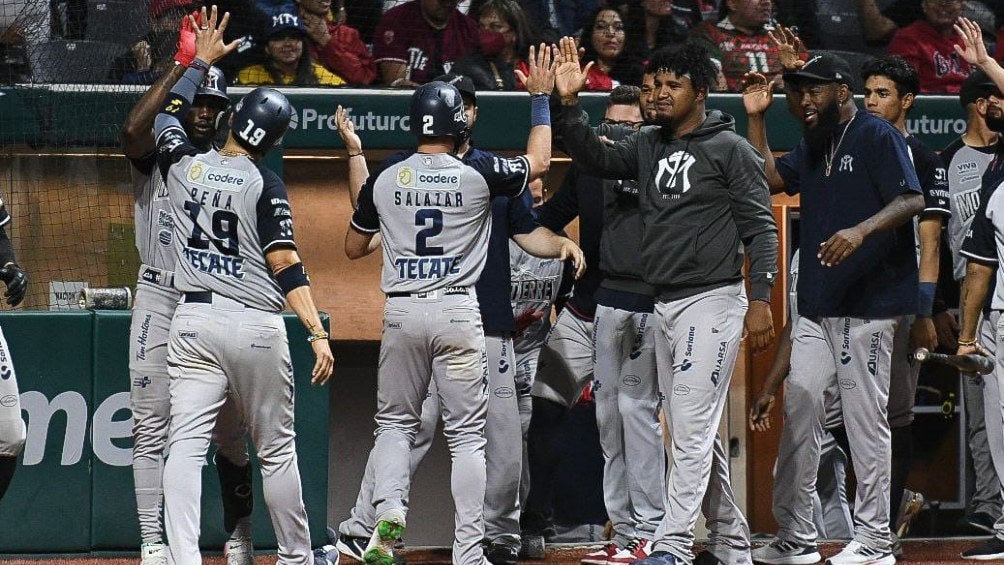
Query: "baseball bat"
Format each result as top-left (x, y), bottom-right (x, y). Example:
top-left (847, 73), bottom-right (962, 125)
top-left (913, 347), bottom-right (994, 375)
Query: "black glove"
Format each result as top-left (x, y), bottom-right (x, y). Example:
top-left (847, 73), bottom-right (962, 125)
top-left (0, 263), bottom-right (27, 307)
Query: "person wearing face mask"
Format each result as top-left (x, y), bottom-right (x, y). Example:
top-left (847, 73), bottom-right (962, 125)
top-left (453, 0), bottom-right (538, 90)
top-left (236, 8), bottom-right (345, 86)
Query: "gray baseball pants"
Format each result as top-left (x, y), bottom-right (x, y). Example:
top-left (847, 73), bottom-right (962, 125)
top-left (0, 324), bottom-right (24, 457)
top-left (368, 292), bottom-right (489, 565)
top-left (340, 333), bottom-right (521, 547)
top-left (777, 315), bottom-right (897, 551)
top-left (650, 282), bottom-right (751, 563)
top-left (964, 311), bottom-right (1004, 532)
top-left (532, 308), bottom-right (595, 407)
top-left (130, 281), bottom-right (250, 544)
top-left (593, 304), bottom-right (665, 545)
top-left (163, 297), bottom-right (309, 564)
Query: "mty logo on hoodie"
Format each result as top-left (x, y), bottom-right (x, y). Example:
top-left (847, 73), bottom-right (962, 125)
top-left (655, 150), bottom-right (697, 198)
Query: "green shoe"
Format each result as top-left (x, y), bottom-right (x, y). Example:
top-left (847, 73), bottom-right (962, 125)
top-left (363, 518), bottom-right (406, 565)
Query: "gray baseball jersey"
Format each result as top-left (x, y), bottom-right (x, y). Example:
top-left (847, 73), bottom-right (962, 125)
top-left (131, 155), bottom-right (177, 272)
top-left (352, 152), bottom-right (529, 294)
top-left (509, 240), bottom-right (564, 356)
top-left (157, 131), bottom-right (293, 312)
top-left (942, 139), bottom-right (998, 280)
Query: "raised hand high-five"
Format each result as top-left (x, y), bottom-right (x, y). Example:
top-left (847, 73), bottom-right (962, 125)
top-left (554, 36), bottom-right (593, 102)
top-left (741, 72), bottom-right (776, 116)
top-left (188, 5), bottom-right (241, 65)
top-left (516, 43), bottom-right (558, 96)
top-left (768, 23), bottom-right (806, 72)
top-left (954, 16), bottom-right (991, 67)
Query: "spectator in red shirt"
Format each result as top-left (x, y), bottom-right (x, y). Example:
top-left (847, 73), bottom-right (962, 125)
top-left (372, 0), bottom-right (503, 86)
top-left (887, 0), bottom-right (973, 93)
top-left (296, 0), bottom-right (377, 84)
top-left (691, 0), bottom-right (781, 91)
top-left (580, 6), bottom-right (645, 90)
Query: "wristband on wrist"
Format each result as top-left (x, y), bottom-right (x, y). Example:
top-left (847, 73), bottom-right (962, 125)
top-left (307, 331), bottom-right (330, 343)
top-left (189, 58), bottom-right (210, 73)
top-left (348, 151), bottom-right (364, 158)
top-left (530, 94), bottom-right (550, 127)
top-left (917, 281), bottom-right (936, 318)
top-left (959, 337), bottom-right (978, 346)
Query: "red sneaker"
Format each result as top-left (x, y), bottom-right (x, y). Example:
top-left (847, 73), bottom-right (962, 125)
top-left (582, 542), bottom-right (620, 565)
top-left (607, 538), bottom-right (654, 564)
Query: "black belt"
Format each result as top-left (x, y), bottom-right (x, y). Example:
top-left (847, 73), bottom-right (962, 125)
top-left (183, 291), bottom-right (213, 303)
top-left (387, 286), bottom-right (469, 299)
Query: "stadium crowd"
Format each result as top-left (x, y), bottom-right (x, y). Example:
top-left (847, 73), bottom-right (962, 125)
top-left (0, 0), bottom-right (1003, 91)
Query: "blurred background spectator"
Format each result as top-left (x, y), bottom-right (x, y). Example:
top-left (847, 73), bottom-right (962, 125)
top-left (579, 6), bottom-right (644, 90)
top-left (1, 0), bottom-right (50, 82)
top-left (237, 8), bottom-right (346, 86)
top-left (296, 0), bottom-right (377, 84)
top-left (372, 0), bottom-right (502, 86)
top-left (108, 0), bottom-right (193, 83)
top-left (692, 0), bottom-right (780, 92)
top-left (619, 0), bottom-right (688, 57)
top-left (887, 0), bottom-right (972, 93)
top-left (453, 0), bottom-right (536, 90)
top-left (517, 0), bottom-right (596, 42)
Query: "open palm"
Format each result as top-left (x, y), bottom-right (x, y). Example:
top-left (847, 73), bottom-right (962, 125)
top-left (554, 36), bottom-right (592, 98)
top-left (742, 72), bottom-right (775, 115)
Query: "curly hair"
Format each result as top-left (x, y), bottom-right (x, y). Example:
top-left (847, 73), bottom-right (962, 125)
top-left (861, 55), bottom-right (920, 98)
top-left (645, 40), bottom-right (718, 93)
top-left (581, 6), bottom-right (645, 87)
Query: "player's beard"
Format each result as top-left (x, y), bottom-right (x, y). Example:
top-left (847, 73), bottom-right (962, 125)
top-left (987, 109), bottom-right (1004, 133)
top-left (803, 99), bottom-right (842, 164)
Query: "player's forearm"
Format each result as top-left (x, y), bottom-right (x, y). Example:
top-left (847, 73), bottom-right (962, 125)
top-left (122, 63), bottom-right (186, 158)
top-left (285, 285), bottom-right (328, 339)
top-left (746, 113), bottom-right (785, 193)
top-left (856, 193), bottom-right (924, 238)
top-left (512, 227), bottom-right (568, 259)
top-left (978, 58), bottom-right (1004, 96)
top-left (760, 323), bottom-right (793, 395)
top-left (959, 261), bottom-right (994, 341)
top-left (0, 227), bottom-right (16, 266)
top-left (154, 60), bottom-right (209, 140)
top-left (347, 154), bottom-right (369, 209)
top-left (525, 94), bottom-right (552, 180)
top-left (918, 217), bottom-right (942, 284)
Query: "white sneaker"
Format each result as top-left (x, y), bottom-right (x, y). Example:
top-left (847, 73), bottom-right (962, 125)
top-left (140, 542), bottom-right (168, 565)
top-left (752, 538), bottom-right (821, 565)
top-left (225, 537), bottom-right (255, 565)
top-left (825, 541), bottom-right (895, 565)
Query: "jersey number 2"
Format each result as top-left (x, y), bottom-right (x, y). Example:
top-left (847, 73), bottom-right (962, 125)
top-left (185, 201), bottom-right (240, 256)
top-left (415, 209), bottom-right (443, 255)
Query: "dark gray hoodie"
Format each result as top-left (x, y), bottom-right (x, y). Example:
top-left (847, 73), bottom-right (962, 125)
top-left (560, 103), bottom-right (778, 302)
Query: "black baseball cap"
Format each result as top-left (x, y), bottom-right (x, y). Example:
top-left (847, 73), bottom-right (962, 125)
top-left (433, 73), bottom-right (477, 104)
top-left (960, 70), bottom-right (1002, 107)
top-left (783, 52), bottom-right (855, 92)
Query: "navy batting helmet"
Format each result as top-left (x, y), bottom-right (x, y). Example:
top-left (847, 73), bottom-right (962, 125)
top-left (409, 81), bottom-right (468, 141)
top-left (196, 66), bottom-right (230, 106)
top-left (231, 87), bottom-right (293, 154)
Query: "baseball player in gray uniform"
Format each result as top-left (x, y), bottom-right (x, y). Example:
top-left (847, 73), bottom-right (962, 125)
top-left (331, 74), bottom-right (582, 565)
top-left (0, 194), bottom-right (28, 506)
top-left (745, 50), bottom-right (924, 565)
top-left (153, 10), bottom-right (333, 564)
top-left (944, 69), bottom-right (1004, 540)
top-left (581, 88), bottom-right (666, 565)
top-left (954, 19), bottom-right (1004, 560)
top-left (558, 39), bottom-right (777, 565)
top-left (121, 29), bottom-right (256, 563)
top-left (344, 47), bottom-right (558, 565)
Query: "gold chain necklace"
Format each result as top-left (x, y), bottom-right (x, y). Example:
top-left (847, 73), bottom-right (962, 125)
top-left (824, 113), bottom-right (856, 177)
top-left (219, 148), bottom-right (249, 157)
